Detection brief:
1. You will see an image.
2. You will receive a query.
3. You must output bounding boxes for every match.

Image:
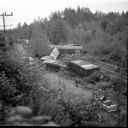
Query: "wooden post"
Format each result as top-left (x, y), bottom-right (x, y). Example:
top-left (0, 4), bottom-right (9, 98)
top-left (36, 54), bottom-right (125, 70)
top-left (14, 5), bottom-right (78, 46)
top-left (0, 12), bottom-right (13, 45)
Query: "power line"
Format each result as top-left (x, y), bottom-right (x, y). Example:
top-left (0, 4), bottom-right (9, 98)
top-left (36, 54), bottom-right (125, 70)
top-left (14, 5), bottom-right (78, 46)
top-left (0, 12), bottom-right (13, 36)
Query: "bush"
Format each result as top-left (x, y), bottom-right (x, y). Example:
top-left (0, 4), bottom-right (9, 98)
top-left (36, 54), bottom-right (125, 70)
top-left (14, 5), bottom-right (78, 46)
top-left (31, 38), bottom-right (50, 58)
top-left (29, 22), bottom-right (50, 58)
top-left (1, 105), bottom-right (58, 126)
top-left (0, 58), bottom-right (33, 106)
top-left (102, 73), bottom-right (111, 82)
top-left (110, 74), bottom-right (126, 92)
top-left (57, 98), bottom-right (101, 127)
top-left (85, 71), bottom-right (101, 84)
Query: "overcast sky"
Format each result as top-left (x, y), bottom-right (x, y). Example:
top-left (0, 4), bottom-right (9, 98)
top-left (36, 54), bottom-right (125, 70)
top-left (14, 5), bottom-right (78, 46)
top-left (0, 0), bottom-right (128, 29)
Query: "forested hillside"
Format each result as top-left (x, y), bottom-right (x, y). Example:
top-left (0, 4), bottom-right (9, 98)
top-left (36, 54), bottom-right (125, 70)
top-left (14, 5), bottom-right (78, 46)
top-left (12, 7), bottom-right (128, 73)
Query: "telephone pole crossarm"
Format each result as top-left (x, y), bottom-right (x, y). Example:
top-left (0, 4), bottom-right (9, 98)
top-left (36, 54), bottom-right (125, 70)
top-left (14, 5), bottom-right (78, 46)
top-left (0, 12), bottom-right (13, 16)
top-left (0, 12), bottom-right (13, 35)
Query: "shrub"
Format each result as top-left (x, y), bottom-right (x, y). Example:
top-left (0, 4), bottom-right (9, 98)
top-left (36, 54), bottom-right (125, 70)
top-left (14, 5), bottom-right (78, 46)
top-left (102, 73), bottom-right (111, 82)
top-left (0, 58), bottom-right (33, 106)
top-left (47, 20), bottom-right (67, 45)
top-left (32, 38), bottom-right (50, 58)
top-left (29, 22), bottom-right (50, 58)
top-left (2, 105), bottom-right (58, 126)
top-left (110, 74), bottom-right (126, 92)
top-left (58, 98), bottom-right (101, 126)
top-left (85, 71), bottom-right (101, 83)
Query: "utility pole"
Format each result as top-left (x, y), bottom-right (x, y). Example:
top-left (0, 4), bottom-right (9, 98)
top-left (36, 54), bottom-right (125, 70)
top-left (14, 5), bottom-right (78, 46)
top-left (0, 12), bottom-right (13, 37)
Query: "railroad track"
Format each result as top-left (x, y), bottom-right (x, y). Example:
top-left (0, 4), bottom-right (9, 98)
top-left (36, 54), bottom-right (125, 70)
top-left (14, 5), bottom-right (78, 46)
top-left (82, 56), bottom-right (127, 82)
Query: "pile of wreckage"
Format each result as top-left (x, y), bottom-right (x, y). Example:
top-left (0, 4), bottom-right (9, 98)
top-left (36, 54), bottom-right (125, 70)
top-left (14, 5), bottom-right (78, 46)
top-left (40, 46), bottom-right (66, 71)
top-left (40, 44), bottom-right (100, 76)
top-left (98, 95), bottom-right (118, 112)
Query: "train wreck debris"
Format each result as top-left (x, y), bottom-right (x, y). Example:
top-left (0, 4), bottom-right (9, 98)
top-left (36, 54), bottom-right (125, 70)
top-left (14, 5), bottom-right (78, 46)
top-left (40, 56), bottom-right (53, 61)
top-left (68, 60), bottom-right (100, 77)
top-left (41, 47), bottom-right (60, 61)
top-left (48, 44), bottom-right (83, 55)
top-left (43, 59), bottom-right (66, 71)
top-left (41, 44), bottom-right (83, 62)
top-left (40, 45), bottom-right (100, 75)
top-left (102, 99), bottom-right (118, 112)
top-left (49, 47), bottom-right (60, 60)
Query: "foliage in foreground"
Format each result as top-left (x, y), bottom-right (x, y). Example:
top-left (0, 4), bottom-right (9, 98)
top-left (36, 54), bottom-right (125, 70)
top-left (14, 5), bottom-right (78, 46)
top-left (0, 105), bottom-right (58, 126)
top-left (0, 57), bottom-right (34, 106)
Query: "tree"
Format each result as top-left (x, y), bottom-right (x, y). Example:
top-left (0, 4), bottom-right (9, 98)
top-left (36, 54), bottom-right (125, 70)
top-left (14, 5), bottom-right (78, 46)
top-left (17, 22), bottom-right (22, 29)
top-left (64, 8), bottom-right (78, 27)
top-left (49, 11), bottom-right (62, 21)
top-left (100, 19), bottom-right (109, 32)
top-left (48, 20), bottom-right (67, 45)
top-left (30, 23), bottom-right (50, 57)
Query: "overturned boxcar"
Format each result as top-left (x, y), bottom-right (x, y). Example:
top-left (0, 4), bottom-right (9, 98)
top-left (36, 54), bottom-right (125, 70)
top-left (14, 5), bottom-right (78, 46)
top-left (43, 59), bottom-right (66, 71)
top-left (68, 60), bottom-right (100, 77)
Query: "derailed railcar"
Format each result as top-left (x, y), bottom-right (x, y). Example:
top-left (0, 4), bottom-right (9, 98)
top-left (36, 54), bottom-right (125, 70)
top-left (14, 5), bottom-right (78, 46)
top-left (48, 44), bottom-right (83, 55)
top-left (43, 59), bottom-right (66, 72)
top-left (69, 60), bottom-right (100, 77)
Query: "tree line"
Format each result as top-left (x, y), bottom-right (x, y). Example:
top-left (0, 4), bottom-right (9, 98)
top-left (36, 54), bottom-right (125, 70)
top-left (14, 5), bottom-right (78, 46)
top-left (11, 6), bottom-right (128, 72)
